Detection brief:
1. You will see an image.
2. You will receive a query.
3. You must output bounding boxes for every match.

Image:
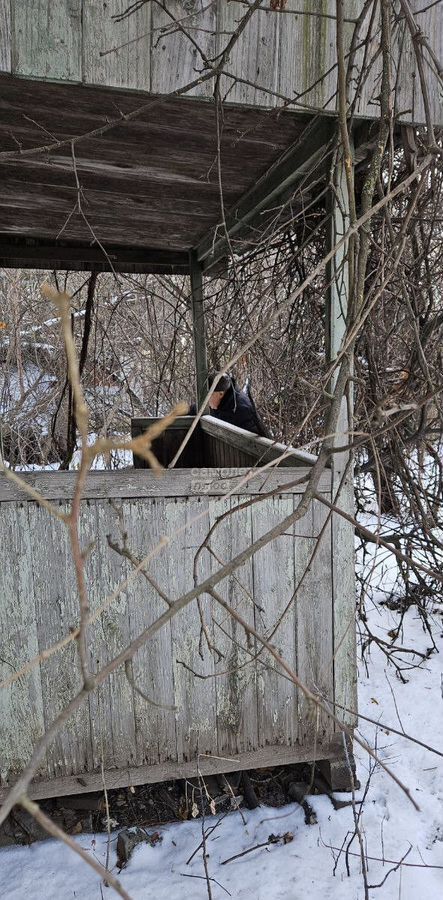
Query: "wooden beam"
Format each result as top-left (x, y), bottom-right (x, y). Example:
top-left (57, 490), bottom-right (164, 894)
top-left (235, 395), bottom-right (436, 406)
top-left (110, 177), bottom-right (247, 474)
top-left (200, 415), bottom-right (324, 468)
top-left (189, 250), bottom-right (208, 407)
top-left (196, 116), bottom-right (334, 272)
top-left (0, 467), bottom-right (332, 502)
top-left (326, 149), bottom-right (357, 732)
top-left (0, 736), bottom-right (344, 802)
top-left (0, 237), bottom-right (190, 274)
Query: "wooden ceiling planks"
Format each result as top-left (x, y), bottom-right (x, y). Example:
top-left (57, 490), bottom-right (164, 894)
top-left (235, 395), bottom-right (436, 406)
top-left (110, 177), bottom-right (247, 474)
top-left (0, 74), bottom-right (310, 265)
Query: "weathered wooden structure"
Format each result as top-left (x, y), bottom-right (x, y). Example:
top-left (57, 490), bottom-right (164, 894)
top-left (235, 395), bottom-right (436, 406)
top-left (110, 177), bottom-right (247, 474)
top-left (0, 1), bottom-right (441, 276)
top-left (0, 1), bottom-right (440, 799)
top-left (0, 419), bottom-right (343, 801)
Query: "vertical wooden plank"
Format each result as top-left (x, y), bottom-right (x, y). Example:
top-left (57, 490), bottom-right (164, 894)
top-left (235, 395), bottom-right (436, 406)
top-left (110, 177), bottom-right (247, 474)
top-left (31, 502), bottom-right (93, 779)
top-left (356, 0), bottom-right (443, 129)
top-left (251, 495), bottom-right (297, 747)
top-left (418, 0), bottom-right (443, 127)
top-left (11, 0), bottom-right (82, 81)
top-left (87, 500), bottom-right (137, 772)
top-left (390, 0), bottom-right (443, 128)
top-left (215, 439), bottom-right (223, 468)
top-left (277, 0), bottom-right (336, 112)
top-left (169, 496), bottom-right (217, 763)
top-left (218, 1), bottom-right (280, 106)
top-left (0, 0), bottom-right (11, 71)
top-left (0, 504), bottom-right (46, 783)
top-left (208, 496), bottom-right (258, 756)
top-left (150, 1), bottom-right (216, 96)
top-left (295, 498), bottom-right (334, 745)
top-left (83, 0), bottom-right (151, 90)
top-left (122, 497), bottom-right (177, 768)
top-left (352, 0), bottom-right (382, 120)
top-left (392, 15), bottom-right (416, 123)
top-left (294, 500), bottom-right (317, 745)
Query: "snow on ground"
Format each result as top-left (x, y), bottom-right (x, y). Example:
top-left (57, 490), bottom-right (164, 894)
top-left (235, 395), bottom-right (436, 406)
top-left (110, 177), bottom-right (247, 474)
top-left (1, 596), bottom-right (441, 900)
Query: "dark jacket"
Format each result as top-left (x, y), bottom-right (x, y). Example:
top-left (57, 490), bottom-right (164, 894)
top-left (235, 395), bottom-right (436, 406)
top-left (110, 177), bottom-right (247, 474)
top-left (210, 384), bottom-right (260, 434)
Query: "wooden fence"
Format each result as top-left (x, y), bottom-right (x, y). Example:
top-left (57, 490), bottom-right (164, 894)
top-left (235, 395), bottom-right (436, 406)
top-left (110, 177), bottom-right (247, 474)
top-left (0, 441), bottom-right (354, 799)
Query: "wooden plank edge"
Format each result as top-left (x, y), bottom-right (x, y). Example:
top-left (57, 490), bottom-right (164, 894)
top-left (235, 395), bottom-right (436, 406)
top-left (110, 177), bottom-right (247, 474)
top-left (200, 416), bottom-right (324, 468)
top-left (0, 468), bottom-right (332, 502)
top-left (0, 737), bottom-right (346, 802)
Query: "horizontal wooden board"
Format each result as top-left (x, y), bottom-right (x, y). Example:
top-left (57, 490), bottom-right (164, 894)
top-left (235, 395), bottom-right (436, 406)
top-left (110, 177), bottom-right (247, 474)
top-left (1, 2), bottom-right (440, 125)
top-left (0, 467), bottom-right (331, 502)
top-left (0, 735), bottom-right (345, 802)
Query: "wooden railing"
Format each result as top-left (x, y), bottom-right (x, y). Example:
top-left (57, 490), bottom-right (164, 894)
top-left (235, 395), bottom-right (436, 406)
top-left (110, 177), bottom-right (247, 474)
top-left (131, 414), bottom-right (323, 469)
top-left (200, 416), bottom-right (321, 468)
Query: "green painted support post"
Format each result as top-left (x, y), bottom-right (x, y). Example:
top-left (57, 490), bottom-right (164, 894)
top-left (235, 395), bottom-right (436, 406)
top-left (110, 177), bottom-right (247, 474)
top-left (325, 149), bottom-right (358, 785)
top-left (189, 250), bottom-right (208, 408)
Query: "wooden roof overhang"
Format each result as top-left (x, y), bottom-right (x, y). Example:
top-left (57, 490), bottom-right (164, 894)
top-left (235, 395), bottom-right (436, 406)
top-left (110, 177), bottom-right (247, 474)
top-left (0, 74), bottom-right (334, 276)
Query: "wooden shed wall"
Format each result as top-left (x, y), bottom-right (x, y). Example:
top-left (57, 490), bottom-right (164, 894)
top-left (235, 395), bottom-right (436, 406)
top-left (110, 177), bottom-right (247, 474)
top-left (0, 1), bottom-right (441, 126)
top-left (0, 468), bottom-right (348, 799)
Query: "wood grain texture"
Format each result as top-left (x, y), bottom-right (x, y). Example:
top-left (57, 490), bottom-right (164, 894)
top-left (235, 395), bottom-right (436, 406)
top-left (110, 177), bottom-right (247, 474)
top-left (11, 0), bottom-right (82, 80)
top-left (200, 415), bottom-right (322, 467)
top-left (208, 496), bottom-right (259, 756)
top-left (310, 499), bottom-right (334, 740)
top-left (0, 478), bottom-right (340, 789)
top-left (0, 73), bottom-right (307, 255)
top-left (1, 735), bottom-right (345, 802)
top-left (252, 496), bottom-right (298, 747)
top-left (355, 0), bottom-right (443, 128)
top-left (330, 476), bottom-right (357, 729)
top-left (278, 0), bottom-right (337, 113)
top-left (122, 498), bottom-right (177, 767)
top-left (88, 501), bottom-right (138, 771)
top-left (5, 2), bottom-right (442, 124)
top-left (217, 2), bottom-right (280, 107)
top-left (31, 503), bottom-right (93, 779)
top-left (0, 467), bottom-right (332, 502)
top-left (83, 0), bottom-right (151, 90)
top-left (169, 497), bottom-right (217, 762)
top-left (150, 0), bottom-right (215, 96)
top-left (295, 500), bottom-right (333, 746)
top-left (0, 0), bottom-right (11, 71)
top-left (0, 504), bottom-right (46, 783)
top-left (391, 0), bottom-right (443, 128)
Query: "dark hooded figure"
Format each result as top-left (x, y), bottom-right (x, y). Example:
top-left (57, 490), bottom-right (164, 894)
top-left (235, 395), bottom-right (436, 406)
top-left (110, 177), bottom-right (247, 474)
top-left (206, 372), bottom-right (268, 435)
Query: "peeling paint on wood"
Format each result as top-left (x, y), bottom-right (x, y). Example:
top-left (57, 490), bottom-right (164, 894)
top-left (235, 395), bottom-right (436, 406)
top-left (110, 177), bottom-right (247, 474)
top-left (11, 0), bottom-right (82, 81)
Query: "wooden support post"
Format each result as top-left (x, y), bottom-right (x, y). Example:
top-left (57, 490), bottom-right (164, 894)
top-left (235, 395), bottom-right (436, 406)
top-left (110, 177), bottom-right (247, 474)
top-left (325, 150), bottom-right (358, 790)
top-left (189, 250), bottom-right (208, 408)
